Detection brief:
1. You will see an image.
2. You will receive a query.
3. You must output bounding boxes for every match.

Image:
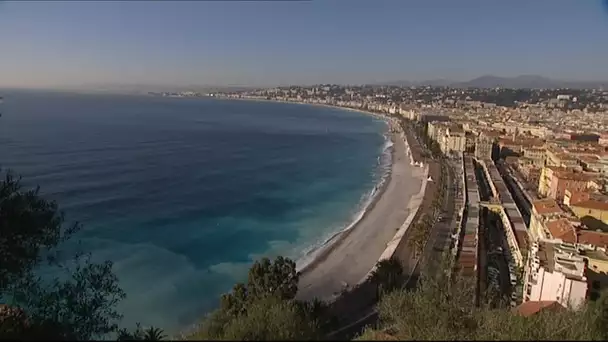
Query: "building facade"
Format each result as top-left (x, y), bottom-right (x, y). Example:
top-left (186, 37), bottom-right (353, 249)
top-left (475, 133), bottom-right (494, 160)
top-left (523, 240), bottom-right (588, 309)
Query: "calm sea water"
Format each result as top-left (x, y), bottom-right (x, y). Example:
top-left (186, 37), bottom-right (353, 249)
top-left (0, 91), bottom-right (386, 333)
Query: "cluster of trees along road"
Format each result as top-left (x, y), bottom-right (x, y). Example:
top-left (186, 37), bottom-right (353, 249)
top-left (3, 119), bottom-right (608, 339)
top-left (403, 118), bottom-right (447, 259)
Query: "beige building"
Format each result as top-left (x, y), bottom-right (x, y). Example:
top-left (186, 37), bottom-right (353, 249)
top-left (440, 126), bottom-right (466, 153)
top-left (537, 166), bottom-right (595, 201)
top-left (522, 147), bottom-right (546, 167)
top-left (546, 149), bottom-right (580, 168)
top-left (427, 121), bottom-right (448, 143)
top-left (475, 132), bottom-right (494, 160)
top-left (529, 199), bottom-right (567, 241)
top-left (564, 190), bottom-right (608, 231)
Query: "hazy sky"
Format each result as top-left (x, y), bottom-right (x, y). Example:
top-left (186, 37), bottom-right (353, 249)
top-left (1, 0), bottom-right (608, 88)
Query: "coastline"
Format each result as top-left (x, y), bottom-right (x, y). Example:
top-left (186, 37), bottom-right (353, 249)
top-left (213, 95), bottom-right (424, 302)
top-left (212, 96), bottom-right (389, 122)
top-left (295, 133), bottom-right (396, 275)
top-left (295, 130), bottom-right (424, 301)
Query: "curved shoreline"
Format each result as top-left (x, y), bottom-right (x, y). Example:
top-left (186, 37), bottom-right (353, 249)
top-left (212, 96), bottom-right (399, 274)
top-left (296, 130), bottom-right (425, 301)
top-left (212, 96), bottom-right (424, 302)
top-left (295, 133), bottom-right (396, 275)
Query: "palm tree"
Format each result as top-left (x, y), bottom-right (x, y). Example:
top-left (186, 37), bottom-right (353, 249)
top-left (143, 327), bottom-right (166, 341)
top-left (116, 324), bottom-right (166, 341)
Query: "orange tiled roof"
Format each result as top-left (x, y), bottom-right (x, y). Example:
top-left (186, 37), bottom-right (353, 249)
top-left (571, 199), bottom-right (608, 212)
top-left (577, 230), bottom-right (608, 248)
top-left (532, 199), bottom-right (563, 216)
top-left (556, 152), bottom-right (578, 160)
top-left (578, 155), bottom-right (600, 163)
top-left (554, 171), bottom-right (596, 182)
top-left (482, 130), bottom-right (502, 137)
top-left (545, 218), bottom-right (576, 243)
top-left (525, 147), bottom-right (546, 153)
top-left (545, 165), bottom-right (571, 173)
top-left (513, 301), bottom-right (564, 317)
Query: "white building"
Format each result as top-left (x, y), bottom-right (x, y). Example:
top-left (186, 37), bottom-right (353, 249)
top-left (444, 127), bottom-right (466, 153)
top-left (523, 239), bottom-right (588, 309)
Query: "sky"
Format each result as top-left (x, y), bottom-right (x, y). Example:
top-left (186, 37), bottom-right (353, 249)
top-left (0, 0), bottom-right (608, 89)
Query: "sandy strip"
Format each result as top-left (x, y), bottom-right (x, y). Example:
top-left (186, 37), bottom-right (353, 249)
top-left (360, 164), bottom-right (429, 284)
top-left (296, 132), bottom-right (426, 301)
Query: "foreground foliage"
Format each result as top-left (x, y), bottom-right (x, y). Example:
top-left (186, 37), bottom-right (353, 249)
top-left (0, 171), bottom-right (165, 340)
top-left (189, 256), bottom-right (325, 340)
top-left (358, 269), bottom-right (608, 341)
top-left (117, 324), bottom-right (167, 341)
top-left (191, 295), bottom-right (320, 341)
top-left (369, 257), bottom-right (404, 297)
top-left (0, 172), bottom-right (127, 340)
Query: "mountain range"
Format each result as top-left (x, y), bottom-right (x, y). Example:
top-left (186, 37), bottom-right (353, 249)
top-left (377, 75), bottom-right (608, 89)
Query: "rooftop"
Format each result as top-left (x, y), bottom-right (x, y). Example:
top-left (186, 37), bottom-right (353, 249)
top-left (553, 170), bottom-right (597, 182)
top-left (577, 230), bottom-right (608, 248)
top-left (513, 301), bottom-right (564, 317)
top-left (535, 240), bottom-right (586, 280)
top-left (545, 218), bottom-right (576, 244)
top-left (570, 199), bottom-right (608, 212)
top-left (533, 198), bottom-right (563, 216)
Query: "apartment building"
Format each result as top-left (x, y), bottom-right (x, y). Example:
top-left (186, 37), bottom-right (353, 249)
top-left (529, 199), bottom-right (567, 241)
top-left (523, 240), bottom-right (588, 309)
top-left (475, 132), bottom-right (494, 160)
top-left (465, 131), bottom-right (476, 153)
top-left (441, 126), bottom-right (466, 153)
top-left (522, 147), bottom-right (546, 167)
top-left (538, 166), bottom-right (595, 201)
top-left (578, 155), bottom-right (604, 173)
top-left (546, 149), bottom-right (580, 168)
top-left (581, 248), bottom-right (608, 301)
top-left (497, 138), bottom-right (524, 158)
top-left (577, 230), bottom-right (608, 250)
top-left (568, 195), bottom-right (608, 231)
top-left (427, 121), bottom-right (448, 143)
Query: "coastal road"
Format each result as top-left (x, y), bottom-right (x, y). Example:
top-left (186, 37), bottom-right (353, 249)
top-left (296, 132), bottom-right (425, 301)
top-left (418, 158), bottom-right (456, 273)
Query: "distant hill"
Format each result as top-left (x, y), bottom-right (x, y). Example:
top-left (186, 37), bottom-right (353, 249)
top-left (373, 79), bottom-right (454, 87)
top-left (377, 75), bottom-right (608, 89)
top-left (451, 75), bottom-right (608, 89)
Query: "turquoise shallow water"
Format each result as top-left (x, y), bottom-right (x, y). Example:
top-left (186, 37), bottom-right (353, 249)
top-left (0, 91), bottom-right (387, 333)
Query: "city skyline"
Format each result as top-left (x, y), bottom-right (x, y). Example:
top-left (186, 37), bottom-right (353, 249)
top-left (1, 0), bottom-right (608, 89)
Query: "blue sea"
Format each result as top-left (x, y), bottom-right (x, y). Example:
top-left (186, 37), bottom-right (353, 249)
top-left (0, 91), bottom-right (387, 334)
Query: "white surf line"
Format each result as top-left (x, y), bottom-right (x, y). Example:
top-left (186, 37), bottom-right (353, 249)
top-left (358, 164), bottom-right (429, 285)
